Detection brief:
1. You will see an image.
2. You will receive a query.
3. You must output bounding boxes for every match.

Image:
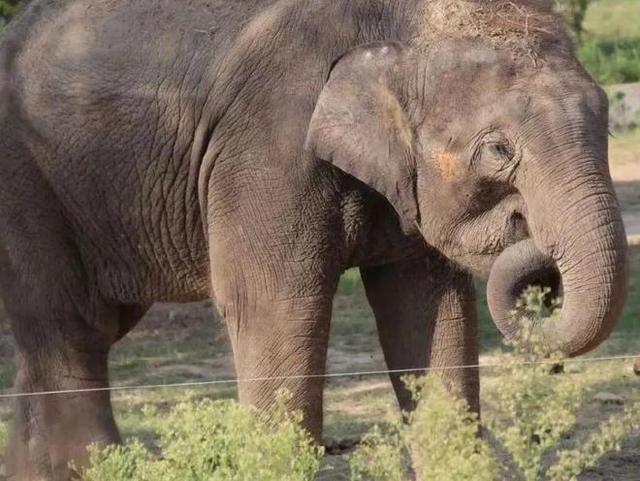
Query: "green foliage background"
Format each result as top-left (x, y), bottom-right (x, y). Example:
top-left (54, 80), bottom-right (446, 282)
top-left (0, 0), bottom-right (22, 28)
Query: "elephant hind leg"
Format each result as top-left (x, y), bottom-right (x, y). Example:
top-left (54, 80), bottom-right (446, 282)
top-left (7, 344), bottom-right (121, 481)
top-left (0, 170), bottom-right (126, 480)
top-left (6, 301), bottom-right (148, 480)
top-left (361, 254), bottom-right (480, 415)
top-left (1, 258), bottom-right (128, 480)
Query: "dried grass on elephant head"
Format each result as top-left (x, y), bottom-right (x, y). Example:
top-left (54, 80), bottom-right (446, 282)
top-left (416, 0), bottom-right (574, 64)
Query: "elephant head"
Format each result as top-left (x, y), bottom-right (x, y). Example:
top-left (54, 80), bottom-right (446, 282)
top-left (306, 9), bottom-right (628, 357)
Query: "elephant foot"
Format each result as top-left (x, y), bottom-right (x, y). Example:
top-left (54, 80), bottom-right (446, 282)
top-left (6, 425), bottom-right (52, 481)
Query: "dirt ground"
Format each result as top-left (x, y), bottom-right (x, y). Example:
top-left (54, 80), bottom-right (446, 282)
top-left (610, 129), bottom-right (640, 239)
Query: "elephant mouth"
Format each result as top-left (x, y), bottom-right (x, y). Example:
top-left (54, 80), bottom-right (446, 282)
top-left (448, 206), bottom-right (531, 278)
top-left (454, 232), bottom-right (533, 278)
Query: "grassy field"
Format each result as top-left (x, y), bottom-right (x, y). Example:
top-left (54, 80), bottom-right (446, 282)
top-left (610, 128), bottom-right (640, 166)
top-left (585, 0), bottom-right (640, 40)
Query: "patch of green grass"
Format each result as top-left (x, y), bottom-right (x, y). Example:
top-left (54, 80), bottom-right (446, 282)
top-left (0, 361), bottom-right (15, 391)
top-left (331, 270), bottom-right (378, 353)
top-left (475, 277), bottom-right (502, 351)
top-left (337, 268), bottom-right (363, 296)
top-left (0, 420), bottom-right (7, 455)
top-left (324, 380), bottom-right (396, 440)
top-left (615, 244), bottom-right (640, 333)
top-left (108, 316), bottom-right (229, 386)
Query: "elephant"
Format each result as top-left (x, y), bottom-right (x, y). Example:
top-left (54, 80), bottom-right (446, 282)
top-left (0, 0), bottom-right (629, 478)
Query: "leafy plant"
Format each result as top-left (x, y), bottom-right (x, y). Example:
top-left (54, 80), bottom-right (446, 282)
top-left (349, 286), bottom-right (640, 481)
top-left (80, 392), bottom-right (323, 481)
top-left (349, 425), bottom-right (406, 481)
top-left (485, 290), bottom-right (584, 481)
top-left (349, 375), bottom-right (500, 481)
top-left (546, 404), bottom-right (640, 481)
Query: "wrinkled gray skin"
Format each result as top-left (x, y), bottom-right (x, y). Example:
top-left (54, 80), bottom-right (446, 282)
top-left (0, 0), bottom-right (628, 478)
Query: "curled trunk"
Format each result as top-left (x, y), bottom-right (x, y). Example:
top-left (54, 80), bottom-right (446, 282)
top-left (487, 172), bottom-right (628, 357)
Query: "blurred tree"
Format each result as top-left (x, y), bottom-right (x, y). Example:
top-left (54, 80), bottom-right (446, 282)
top-left (555, 0), bottom-right (593, 43)
top-left (0, 0), bottom-right (23, 29)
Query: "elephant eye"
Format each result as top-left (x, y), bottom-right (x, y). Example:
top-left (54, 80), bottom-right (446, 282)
top-left (471, 132), bottom-right (516, 170)
top-left (489, 142), bottom-right (515, 160)
top-left (481, 131), bottom-right (515, 163)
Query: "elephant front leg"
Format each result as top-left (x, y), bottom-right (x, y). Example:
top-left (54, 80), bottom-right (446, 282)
top-left (361, 255), bottom-right (480, 415)
top-left (209, 236), bottom-right (339, 442)
top-left (220, 294), bottom-right (334, 440)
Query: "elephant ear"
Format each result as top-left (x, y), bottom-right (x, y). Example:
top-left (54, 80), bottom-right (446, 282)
top-left (306, 43), bottom-right (419, 234)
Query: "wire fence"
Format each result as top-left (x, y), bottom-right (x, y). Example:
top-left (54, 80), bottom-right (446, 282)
top-left (0, 353), bottom-right (637, 400)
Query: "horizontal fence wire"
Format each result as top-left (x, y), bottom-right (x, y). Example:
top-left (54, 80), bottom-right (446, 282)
top-left (1, 232), bottom-right (638, 401)
top-left (0, 353), bottom-right (637, 400)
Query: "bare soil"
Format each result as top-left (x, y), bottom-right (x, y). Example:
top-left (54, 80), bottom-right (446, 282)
top-left (610, 129), bottom-right (640, 239)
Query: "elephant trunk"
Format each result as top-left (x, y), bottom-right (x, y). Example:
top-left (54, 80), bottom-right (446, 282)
top-left (487, 163), bottom-right (629, 357)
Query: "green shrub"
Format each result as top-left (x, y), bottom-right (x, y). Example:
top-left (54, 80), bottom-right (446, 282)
top-left (546, 404), bottom-right (640, 481)
top-left (349, 375), bottom-right (500, 481)
top-left (487, 287), bottom-right (640, 481)
top-left (579, 37), bottom-right (640, 84)
top-left (80, 392), bottom-right (323, 481)
top-left (349, 425), bottom-right (406, 481)
top-left (485, 293), bottom-right (586, 481)
top-left (350, 286), bottom-right (640, 481)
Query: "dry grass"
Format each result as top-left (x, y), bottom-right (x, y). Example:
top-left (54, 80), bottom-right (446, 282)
top-left (417, 0), bottom-right (572, 62)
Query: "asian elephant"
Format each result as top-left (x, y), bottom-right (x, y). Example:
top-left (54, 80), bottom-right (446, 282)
top-left (0, 0), bottom-right (628, 478)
